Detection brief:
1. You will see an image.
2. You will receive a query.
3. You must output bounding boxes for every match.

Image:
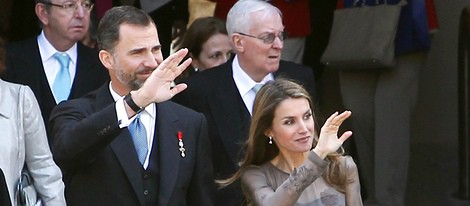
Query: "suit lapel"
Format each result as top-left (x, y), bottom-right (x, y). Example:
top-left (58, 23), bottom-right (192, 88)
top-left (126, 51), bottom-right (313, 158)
top-left (208, 66), bottom-right (251, 164)
top-left (156, 102), bottom-right (181, 205)
top-left (70, 43), bottom-right (88, 98)
top-left (30, 39), bottom-right (57, 108)
top-left (110, 133), bottom-right (146, 205)
top-left (94, 85), bottom-right (146, 205)
top-left (70, 43), bottom-right (97, 99)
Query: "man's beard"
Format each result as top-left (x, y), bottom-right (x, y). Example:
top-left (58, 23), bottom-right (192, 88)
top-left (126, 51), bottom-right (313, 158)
top-left (115, 67), bottom-right (146, 91)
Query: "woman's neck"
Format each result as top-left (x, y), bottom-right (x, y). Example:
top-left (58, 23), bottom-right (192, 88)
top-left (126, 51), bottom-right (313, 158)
top-left (270, 151), bottom-right (309, 173)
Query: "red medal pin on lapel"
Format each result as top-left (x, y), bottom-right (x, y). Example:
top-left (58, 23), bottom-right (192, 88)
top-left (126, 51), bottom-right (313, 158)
top-left (178, 131), bottom-right (186, 158)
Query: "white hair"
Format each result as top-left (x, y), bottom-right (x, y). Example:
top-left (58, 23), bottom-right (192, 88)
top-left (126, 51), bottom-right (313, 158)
top-left (226, 0), bottom-right (282, 35)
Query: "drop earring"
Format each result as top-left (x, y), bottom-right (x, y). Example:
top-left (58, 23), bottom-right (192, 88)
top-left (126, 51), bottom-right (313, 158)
top-left (268, 136), bottom-right (273, 145)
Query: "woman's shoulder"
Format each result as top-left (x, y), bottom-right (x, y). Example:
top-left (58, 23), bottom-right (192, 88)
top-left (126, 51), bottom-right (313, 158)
top-left (0, 79), bottom-right (34, 96)
top-left (0, 78), bottom-right (23, 90)
top-left (338, 155), bottom-right (359, 171)
top-left (0, 79), bottom-right (35, 102)
top-left (338, 155), bottom-right (360, 181)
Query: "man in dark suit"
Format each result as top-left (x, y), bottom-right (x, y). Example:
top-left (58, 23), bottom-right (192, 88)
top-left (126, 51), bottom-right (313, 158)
top-left (173, 1), bottom-right (315, 205)
top-left (2, 0), bottom-right (109, 132)
top-left (49, 6), bottom-right (215, 206)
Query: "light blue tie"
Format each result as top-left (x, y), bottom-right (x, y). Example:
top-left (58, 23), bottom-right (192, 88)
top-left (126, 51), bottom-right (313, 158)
top-left (52, 52), bottom-right (71, 103)
top-left (128, 114), bottom-right (148, 165)
top-left (252, 83), bottom-right (263, 94)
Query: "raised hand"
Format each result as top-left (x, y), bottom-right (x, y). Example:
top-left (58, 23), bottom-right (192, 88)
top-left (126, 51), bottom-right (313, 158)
top-left (313, 111), bottom-right (353, 159)
top-left (132, 48), bottom-right (192, 107)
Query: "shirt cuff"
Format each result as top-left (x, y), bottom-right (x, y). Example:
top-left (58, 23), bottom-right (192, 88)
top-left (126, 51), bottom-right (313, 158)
top-left (116, 97), bottom-right (131, 128)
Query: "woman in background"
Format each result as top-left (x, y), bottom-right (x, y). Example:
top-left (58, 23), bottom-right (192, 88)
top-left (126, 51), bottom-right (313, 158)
top-left (0, 36), bottom-right (65, 205)
top-left (176, 16), bottom-right (233, 81)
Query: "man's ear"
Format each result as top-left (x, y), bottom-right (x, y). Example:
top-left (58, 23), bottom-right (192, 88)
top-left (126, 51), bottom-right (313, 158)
top-left (35, 3), bottom-right (49, 26)
top-left (99, 50), bottom-right (114, 70)
top-left (231, 34), bottom-right (244, 53)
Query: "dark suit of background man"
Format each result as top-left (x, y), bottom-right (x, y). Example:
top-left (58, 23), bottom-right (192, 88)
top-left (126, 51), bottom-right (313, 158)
top-left (49, 6), bottom-right (215, 206)
top-left (2, 0), bottom-right (109, 133)
top-left (173, 1), bottom-right (316, 205)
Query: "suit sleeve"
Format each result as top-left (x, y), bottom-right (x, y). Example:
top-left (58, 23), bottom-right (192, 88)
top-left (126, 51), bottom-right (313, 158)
top-left (49, 99), bottom-right (122, 171)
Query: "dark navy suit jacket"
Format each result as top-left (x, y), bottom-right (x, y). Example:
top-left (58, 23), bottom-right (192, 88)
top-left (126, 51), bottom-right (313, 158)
top-left (2, 37), bottom-right (109, 132)
top-left (49, 83), bottom-right (215, 206)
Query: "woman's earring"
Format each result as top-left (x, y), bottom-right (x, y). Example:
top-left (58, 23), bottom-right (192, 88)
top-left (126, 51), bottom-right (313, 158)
top-left (268, 136), bottom-right (273, 145)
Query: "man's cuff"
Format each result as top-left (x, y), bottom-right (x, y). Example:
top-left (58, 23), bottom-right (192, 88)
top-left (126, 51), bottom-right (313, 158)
top-left (116, 97), bottom-right (131, 128)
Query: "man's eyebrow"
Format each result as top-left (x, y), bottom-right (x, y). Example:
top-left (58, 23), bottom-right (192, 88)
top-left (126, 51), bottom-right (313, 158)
top-left (128, 47), bottom-right (146, 54)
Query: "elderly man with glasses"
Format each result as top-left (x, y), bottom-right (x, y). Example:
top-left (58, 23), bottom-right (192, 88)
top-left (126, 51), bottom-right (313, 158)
top-left (2, 0), bottom-right (109, 136)
top-left (173, 0), bottom-right (316, 205)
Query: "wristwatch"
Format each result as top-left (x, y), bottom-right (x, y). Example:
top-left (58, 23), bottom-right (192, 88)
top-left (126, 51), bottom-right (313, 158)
top-left (124, 93), bottom-right (143, 113)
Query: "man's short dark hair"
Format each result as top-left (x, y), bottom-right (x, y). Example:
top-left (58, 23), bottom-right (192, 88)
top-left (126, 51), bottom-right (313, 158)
top-left (97, 6), bottom-right (154, 52)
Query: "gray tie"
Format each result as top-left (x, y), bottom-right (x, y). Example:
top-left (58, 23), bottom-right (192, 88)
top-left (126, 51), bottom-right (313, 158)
top-left (252, 83), bottom-right (263, 94)
top-left (128, 113), bottom-right (148, 165)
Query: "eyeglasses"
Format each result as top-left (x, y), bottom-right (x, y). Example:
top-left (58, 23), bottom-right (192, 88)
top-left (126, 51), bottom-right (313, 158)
top-left (236, 31), bottom-right (288, 44)
top-left (40, 1), bottom-right (94, 13)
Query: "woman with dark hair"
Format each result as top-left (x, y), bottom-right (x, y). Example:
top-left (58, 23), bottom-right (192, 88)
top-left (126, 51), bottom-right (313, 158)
top-left (219, 78), bottom-right (362, 205)
top-left (176, 16), bottom-right (233, 81)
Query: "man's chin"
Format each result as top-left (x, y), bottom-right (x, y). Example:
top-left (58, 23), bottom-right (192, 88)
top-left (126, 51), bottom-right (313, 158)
top-left (71, 33), bottom-right (87, 41)
top-left (129, 80), bottom-right (145, 91)
top-left (266, 64), bottom-right (280, 73)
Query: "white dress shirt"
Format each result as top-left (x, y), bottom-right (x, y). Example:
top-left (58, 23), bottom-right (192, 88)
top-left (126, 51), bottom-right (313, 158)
top-left (37, 31), bottom-right (77, 103)
top-left (232, 55), bottom-right (274, 115)
top-left (109, 83), bottom-right (156, 169)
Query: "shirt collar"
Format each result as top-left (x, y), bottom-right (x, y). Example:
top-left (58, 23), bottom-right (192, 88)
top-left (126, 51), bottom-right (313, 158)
top-left (37, 30), bottom-right (78, 65)
top-left (232, 55), bottom-right (274, 96)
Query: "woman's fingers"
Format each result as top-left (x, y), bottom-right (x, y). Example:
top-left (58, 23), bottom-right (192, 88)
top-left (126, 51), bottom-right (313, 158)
top-left (338, 131), bottom-right (353, 143)
top-left (324, 110), bottom-right (351, 131)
